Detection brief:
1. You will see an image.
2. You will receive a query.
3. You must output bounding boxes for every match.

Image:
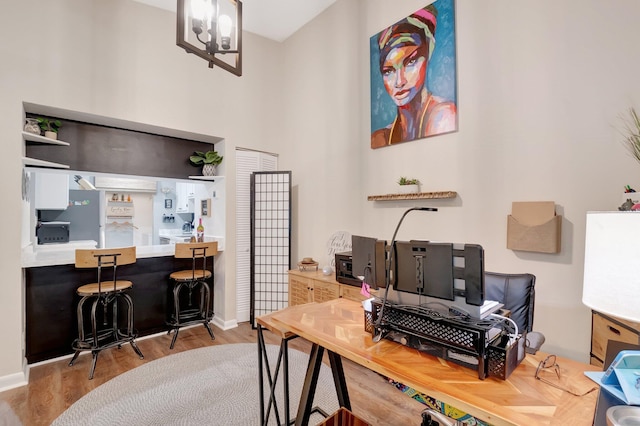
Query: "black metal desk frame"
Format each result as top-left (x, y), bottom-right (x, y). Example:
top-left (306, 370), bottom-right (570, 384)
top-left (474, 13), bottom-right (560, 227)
top-left (257, 324), bottom-right (350, 426)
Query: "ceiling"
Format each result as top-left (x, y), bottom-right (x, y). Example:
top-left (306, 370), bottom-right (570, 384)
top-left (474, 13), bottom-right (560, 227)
top-left (132, 0), bottom-right (337, 42)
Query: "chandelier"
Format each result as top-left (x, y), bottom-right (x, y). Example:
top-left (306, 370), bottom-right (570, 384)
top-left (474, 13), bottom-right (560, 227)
top-left (177, 0), bottom-right (242, 76)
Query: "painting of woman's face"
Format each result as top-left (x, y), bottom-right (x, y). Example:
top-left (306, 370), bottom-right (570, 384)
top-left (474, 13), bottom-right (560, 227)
top-left (380, 34), bottom-right (428, 107)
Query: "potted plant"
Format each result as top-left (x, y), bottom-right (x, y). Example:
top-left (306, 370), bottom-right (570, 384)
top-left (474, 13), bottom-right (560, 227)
top-left (37, 118), bottom-right (62, 140)
top-left (189, 150), bottom-right (223, 176)
top-left (397, 177), bottom-right (420, 194)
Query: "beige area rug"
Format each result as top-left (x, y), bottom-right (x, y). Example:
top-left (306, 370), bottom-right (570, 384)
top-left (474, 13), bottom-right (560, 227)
top-left (0, 401), bottom-right (22, 426)
top-left (52, 343), bottom-right (339, 425)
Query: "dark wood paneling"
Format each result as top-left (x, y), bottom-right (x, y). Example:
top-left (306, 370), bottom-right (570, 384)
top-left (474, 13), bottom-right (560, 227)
top-left (25, 256), bottom-right (214, 364)
top-left (25, 116), bottom-right (213, 179)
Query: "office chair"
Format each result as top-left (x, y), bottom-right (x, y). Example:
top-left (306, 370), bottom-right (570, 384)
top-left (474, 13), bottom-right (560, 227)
top-left (484, 271), bottom-right (545, 354)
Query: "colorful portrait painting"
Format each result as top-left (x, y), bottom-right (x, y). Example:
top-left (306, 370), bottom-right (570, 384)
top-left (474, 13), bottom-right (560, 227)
top-left (370, 0), bottom-right (457, 149)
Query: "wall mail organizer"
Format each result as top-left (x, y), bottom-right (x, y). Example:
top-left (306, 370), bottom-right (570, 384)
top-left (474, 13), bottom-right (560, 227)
top-left (507, 201), bottom-right (561, 254)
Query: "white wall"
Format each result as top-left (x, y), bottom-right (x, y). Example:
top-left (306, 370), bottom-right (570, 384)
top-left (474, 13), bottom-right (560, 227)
top-left (279, 0), bottom-right (640, 363)
top-left (0, 0), bottom-right (284, 384)
top-left (2, 0), bottom-right (640, 387)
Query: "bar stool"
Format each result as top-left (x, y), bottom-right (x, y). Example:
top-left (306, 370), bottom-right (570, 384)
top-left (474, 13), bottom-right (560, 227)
top-left (69, 246), bottom-right (144, 379)
top-left (167, 241), bottom-right (218, 349)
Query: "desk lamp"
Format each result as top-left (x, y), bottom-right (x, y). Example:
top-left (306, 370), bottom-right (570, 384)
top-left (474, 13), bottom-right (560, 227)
top-left (373, 207), bottom-right (437, 342)
top-left (583, 211), bottom-right (640, 424)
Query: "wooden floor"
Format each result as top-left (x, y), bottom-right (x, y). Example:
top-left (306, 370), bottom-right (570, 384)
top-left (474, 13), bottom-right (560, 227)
top-left (0, 323), bottom-right (426, 426)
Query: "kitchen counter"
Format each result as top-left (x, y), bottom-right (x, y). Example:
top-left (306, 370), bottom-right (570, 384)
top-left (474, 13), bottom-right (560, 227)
top-left (24, 236), bottom-right (224, 363)
top-left (21, 236), bottom-right (225, 268)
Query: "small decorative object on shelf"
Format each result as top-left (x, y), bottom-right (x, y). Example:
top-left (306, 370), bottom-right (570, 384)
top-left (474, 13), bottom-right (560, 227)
top-left (397, 177), bottom-right (420, 194)
top-left (189, 150), bottom-right (223, 176)
top-left (24, 118), bottom-right (40, 135)
top-left (298, 257), bottom-right (319, 271)
top-left (36, 117), bottom-right (61, 140)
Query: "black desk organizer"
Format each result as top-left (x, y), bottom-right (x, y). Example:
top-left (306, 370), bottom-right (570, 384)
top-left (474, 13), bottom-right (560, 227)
top-left (369, 300), bottom-right (524, 380)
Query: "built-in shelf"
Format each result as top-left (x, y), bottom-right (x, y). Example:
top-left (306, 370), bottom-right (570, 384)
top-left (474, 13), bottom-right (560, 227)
top-left (22, 131), bottom-right (70, 146)
top-left (22, 156), bottom-right (70, 169)
top-left (367, 191), bottom-right (457, 201)
top-left (189, 175), bottom-right (225, 181)
top-left (22, 131), bottom-right (70, 169)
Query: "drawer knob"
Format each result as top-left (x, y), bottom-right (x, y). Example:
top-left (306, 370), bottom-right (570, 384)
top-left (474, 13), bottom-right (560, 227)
top-left (608, 325), bottom-right (621, 335)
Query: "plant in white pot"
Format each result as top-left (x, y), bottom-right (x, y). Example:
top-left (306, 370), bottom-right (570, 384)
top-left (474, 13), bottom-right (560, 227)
top-left (397, 177), bottom-right (420, 194)
top-left (37, 118), bottom-right (62, 140)
top-left (189, 150), bottom-right (223, 176)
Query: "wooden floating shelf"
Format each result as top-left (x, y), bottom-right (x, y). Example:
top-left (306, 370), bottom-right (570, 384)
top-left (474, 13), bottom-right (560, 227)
top-left (367, 191), bottom-right (457, 201)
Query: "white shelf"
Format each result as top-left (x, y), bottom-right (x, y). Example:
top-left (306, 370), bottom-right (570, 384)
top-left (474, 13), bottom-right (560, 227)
top-left (22, 131), bottom-right (69, 146)
top-left (189, 175), bottom-right (225, 181)
top-left (22, 156), bottom-right (70, 169)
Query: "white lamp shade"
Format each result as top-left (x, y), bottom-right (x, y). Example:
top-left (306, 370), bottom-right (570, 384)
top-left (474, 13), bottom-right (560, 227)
top-left (583, 212), bottom-right (640, 322)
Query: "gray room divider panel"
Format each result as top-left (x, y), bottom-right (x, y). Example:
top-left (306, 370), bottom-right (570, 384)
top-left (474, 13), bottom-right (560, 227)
top-left (250, 171), bottom-right (292, 326)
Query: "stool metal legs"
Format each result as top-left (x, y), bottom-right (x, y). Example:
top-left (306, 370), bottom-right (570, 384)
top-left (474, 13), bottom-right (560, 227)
top-left (70, 291), bottom-right (144, 379)
top-left (167, 279), bottom-right (215, 349)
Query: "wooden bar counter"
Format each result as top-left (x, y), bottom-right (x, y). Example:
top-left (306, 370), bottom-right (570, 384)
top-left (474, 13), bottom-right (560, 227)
top-left (266, 298), bottom-right (600, 426)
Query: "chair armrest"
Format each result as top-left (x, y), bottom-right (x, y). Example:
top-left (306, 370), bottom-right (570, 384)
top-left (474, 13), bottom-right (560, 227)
top-left (525, 331), bottom-right (545, 354)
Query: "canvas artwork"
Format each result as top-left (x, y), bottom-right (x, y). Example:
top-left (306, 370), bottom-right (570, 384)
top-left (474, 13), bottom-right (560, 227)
top-left (370, 0), bottom-right (457, 149)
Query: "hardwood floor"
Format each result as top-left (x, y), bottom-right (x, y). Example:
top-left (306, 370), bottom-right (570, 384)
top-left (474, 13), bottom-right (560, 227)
top-left (0, 323), bottom-right (426, 426)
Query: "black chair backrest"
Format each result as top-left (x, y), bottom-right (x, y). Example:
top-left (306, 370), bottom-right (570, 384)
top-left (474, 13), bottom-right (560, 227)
top-left (484, 272), bottom-right (536, 333)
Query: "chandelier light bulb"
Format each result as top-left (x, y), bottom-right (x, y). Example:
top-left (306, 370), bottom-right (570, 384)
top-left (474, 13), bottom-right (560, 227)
top-left (219, 14), bottom-right (232, 49)
top-left (190, 0), bottom-right (208, 20)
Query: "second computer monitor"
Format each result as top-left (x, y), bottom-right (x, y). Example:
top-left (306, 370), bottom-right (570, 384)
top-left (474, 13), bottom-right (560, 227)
top-left (352, 235), bottom-right (387, 289)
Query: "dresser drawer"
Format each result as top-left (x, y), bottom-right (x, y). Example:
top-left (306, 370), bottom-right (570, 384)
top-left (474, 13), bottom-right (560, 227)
top-left (591, 312), bottom-right (640, 363)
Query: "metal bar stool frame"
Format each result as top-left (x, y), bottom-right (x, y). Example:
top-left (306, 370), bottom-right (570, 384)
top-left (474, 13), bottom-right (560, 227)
top-left (167, 241), bottom-right (218, 349)
top-left (69, 246), bottom-right (144, 379)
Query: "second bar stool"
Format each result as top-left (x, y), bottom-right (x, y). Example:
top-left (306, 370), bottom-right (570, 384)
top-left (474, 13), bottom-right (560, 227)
top-left (167, 241), bottom-right (218, 349)
top-left (69, 246), bottom-right (144, 379)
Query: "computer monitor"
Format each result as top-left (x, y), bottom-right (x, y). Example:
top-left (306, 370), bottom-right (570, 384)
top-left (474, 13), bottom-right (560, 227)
top-left (394, 241), bottom-right (455, 300)
top-left (351, 235), bottom-right (387, 289)
top-left (393, 241), bottom-right (485, 306)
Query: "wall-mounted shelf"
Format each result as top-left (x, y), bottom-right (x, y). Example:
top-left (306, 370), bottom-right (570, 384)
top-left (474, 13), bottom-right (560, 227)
top-left (22, 156), bottom-right (69, 169)
top-left (189, 175), bottom-right (225, 181)
top-left (22, 131), bottom-right (70, 169)
top-left (367, 191), bottom-right (457, 201)
top-left (22, 131), bottom-right (70, 146)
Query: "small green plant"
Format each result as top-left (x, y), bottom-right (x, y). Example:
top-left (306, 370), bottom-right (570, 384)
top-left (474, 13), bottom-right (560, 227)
top-left (189, 150), bottom-right (223, 166)
top-left (621, 107), bottom-right (640, 164)
top-left (398, 177), bottom-right (420, 185)
top-left (36, 117), bottom-right (61, 134)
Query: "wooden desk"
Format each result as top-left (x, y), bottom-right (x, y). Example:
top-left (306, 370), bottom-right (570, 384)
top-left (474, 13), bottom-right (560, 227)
top-left (266, 299), bottom-right (600, 426)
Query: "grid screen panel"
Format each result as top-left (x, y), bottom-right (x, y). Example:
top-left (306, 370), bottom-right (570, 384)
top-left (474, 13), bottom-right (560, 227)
top-left (250, 171), bottom-right (291, 326)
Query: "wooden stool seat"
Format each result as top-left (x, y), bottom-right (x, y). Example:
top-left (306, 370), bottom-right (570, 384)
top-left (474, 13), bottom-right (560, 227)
top-left (69, 247), bottom-right (144, 379)
top-left (167, 241), bottom-right (218, 349)
top-left (77, 280), bottom-right (133, 296)
top-left (169, 270), bottom-right (212, 281)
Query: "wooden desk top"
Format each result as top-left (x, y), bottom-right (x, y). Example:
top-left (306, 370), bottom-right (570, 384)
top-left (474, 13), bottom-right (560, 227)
top-left (265, 299), bottom-right (599, 426)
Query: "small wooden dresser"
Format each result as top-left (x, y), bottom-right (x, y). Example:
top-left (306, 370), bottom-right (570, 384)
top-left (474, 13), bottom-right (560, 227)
top-left (591, 310), bottom-right (640, 367)
top-left (288, 269), bottom-right (371, 306)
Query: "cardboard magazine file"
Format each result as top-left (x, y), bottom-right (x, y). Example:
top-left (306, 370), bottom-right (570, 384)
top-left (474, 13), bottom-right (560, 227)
top-left (507, 201), bottom-right (561, 253)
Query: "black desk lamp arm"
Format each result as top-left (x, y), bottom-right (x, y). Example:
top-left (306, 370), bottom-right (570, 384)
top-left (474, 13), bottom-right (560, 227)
top-left (373, 207), bottom-right (437, 342)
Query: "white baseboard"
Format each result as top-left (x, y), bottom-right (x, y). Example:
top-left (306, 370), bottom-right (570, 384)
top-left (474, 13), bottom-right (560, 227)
top-left (0, 371), bottom-right (28, 393)
top-left (212, 317), bottom-right (237, 331)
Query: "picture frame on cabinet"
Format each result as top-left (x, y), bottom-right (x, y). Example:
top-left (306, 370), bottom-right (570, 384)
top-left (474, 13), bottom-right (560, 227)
top-left (201, 198), bottom-right (211, 217)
